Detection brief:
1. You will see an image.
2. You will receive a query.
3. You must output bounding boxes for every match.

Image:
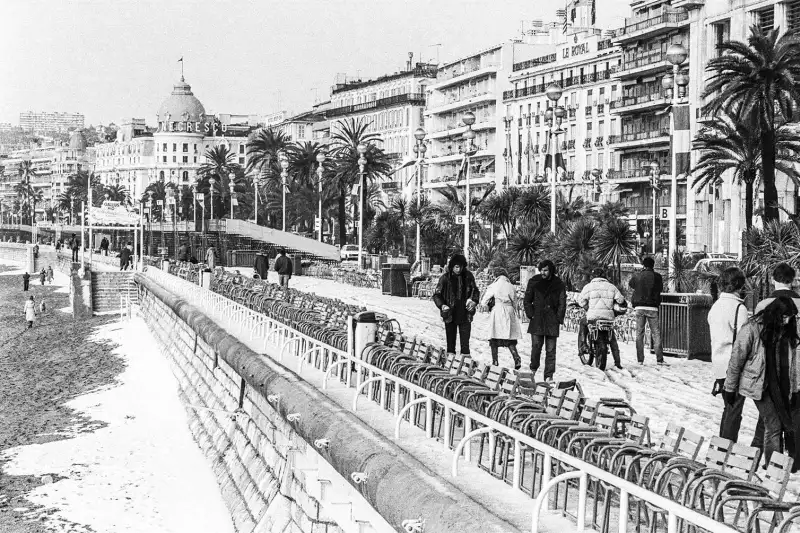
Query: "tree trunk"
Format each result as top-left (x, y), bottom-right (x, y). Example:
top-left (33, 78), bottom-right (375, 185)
top-left (745, 180), bottom-right (754, 229)
top-left (337, 188), bottom-right (347, 246)
top-left (762, 118), bottom-right (780, 222)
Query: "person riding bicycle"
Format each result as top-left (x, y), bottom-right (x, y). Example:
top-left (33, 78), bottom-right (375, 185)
top-left (577, 267), bottom-right (627, 369)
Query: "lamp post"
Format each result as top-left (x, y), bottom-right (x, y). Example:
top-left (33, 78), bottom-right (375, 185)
top-left (229, 176), bottom-right (236, 221)
top-left (545, 83), bottom-right (565, 234)
top-left (147, 190), bottom-right (154, 257)
top-left (649, 161), bottom-right (660, 256)
top-left (462, 112), bottom-right (476, 264)
top-left (413, 127), bottom-right (426, 263)
top-left (316, 152), bottom-right (326, 242)
top-left (209, 177), bottom-right (216, 225)
top-left (357, 143), bottom-right (368, 268)
top-left (279, 152), bottom-right (289, 232)
top-left (663, 43), bottom-right (689, 286)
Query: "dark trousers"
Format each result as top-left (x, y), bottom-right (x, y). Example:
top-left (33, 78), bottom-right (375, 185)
top-left (531, 334), bottom-right (557, 380)
top-left (720, 392), bottom-right (765, 447)
top-left (445, 321), bottom-right (471, 355)
top-left (635, 309), bottom-right (664, 363)
top-left (72, 248), bottom-right (78, 262)
top-left (23, 280), bottom-right (29, 291)
top-left (754, 394), bottom-right (800, 466)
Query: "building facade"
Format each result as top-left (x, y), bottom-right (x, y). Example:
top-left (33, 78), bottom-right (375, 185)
top-left (19, 111), bottom-right (85, 134)
top-left (326, 61), bottom-right (437, 198)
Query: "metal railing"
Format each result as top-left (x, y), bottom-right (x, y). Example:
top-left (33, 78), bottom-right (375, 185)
top-left (618, 10), bottom-right (689, 36)
top-left (326, 93), bottom-right (426, 118)
top-left (619, 129), bottom-right (670, 143)
top-left (141, 267), bottom-right (739, 533)
top-left (513, 53), bottom-right (557, 72)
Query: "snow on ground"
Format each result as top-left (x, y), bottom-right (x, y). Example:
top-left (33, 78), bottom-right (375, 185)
top-left (1, 313), bottom-right (234, 533)
top-left (252, 270), bottom-right (760, 449)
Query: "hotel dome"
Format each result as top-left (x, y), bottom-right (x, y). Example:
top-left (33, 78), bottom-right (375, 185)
top-left (157, 76), bottom-right (206, 123)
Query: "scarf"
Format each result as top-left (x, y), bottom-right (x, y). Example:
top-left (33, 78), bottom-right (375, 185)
top-left (765, 329), bottom-right (794, 431)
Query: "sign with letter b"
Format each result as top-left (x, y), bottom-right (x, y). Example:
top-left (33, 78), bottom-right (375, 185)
top-left (659, 207), bottom-right (672, 220)
top-left (455, 215), bottom-right (467, 225)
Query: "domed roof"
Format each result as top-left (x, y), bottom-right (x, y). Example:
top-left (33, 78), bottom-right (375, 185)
top-left (68, 129), bottom-right (87, 151)
top-left (157, 76), bottom-right (206, 123)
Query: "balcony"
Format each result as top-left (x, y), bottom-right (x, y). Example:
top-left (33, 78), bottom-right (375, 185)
top-left (567, 139), bottom-right (576, 150)
top-left (425, 172), bottom-right (496, 189)
top-left (585, 106), bottom-right (593, 117)
top-left (608, 168), bottom-right (672, 182)
top-left (381, 182), bottom-right (399, 191)
top-left (568, 107), bottom-right (577, 120)
top-left (594, 137), bottom-right (606, 147)
top-left (614, 10), bottom-right (690, 44)
top-left (431, 61), bottom-right (501, 90)
top-left (597, 103), bottom-right (605, 114)
top-left (583, 139), bottom-right (592, 149)
top-left (617, 48), bottom-right (688, 78)
top-left (597, 39), bottom-right (615, 51)
top-left (503, 83), bottom-right (546, 101)
top-left (607, 135), bottom-right (618, 145)
top-left (614, 129), bottom-right (671, 149)
top-left (427, 90), bottom-right (495, 114)
top-left (611, 93), bottom-right (670, 114)
top-left (428, 116), bottom-right (494, 139)
top-left (513, 53), bottom-right (557, 72)
top-left (327, 92), bottom-right (426, 118)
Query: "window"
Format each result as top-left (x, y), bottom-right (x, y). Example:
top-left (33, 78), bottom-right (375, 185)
top-left (159, 171), bottom-right (165, 180)
top-left (173, 156), bottom-right (176, 162)
top-left (194, 157), bottom-right (197, 163)
top-left (183, 171), bottom-right (189, 181)
top-left (713, 21), bottom-right (731, 56)
top-left (298, 125), bottom-right (305, 138)
top-left (194, 144), bottom-right (198, 153)
top-left (172, 143), bottom-right (177, 152)
top-left (790, 1), bottom-right (800, 31)
top-left (754, 6), bottom-right (774, 32)
top-left (239, 144), bottom-right (244, 154)
top-left (598, 120), bottom-right (605, 136)
top-left (162, 143), bottom-right (167, 151)
top-left (239, 157), bottom-right (245, 165)
top-left (182, 156), bottom-right (188, 163)
top-left (587, 89), bottom-right (593, 104)
top-left (162, 156), bottom-right (167, 163)
top-left (182, 143), bottom-right (188, 152)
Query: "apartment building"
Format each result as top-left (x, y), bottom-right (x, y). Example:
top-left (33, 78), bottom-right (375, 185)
top-left (610, 0), bottom-right (692, 247)
top-left (20, 111), bottom-right (85, 134)
top-left (327, 59), bottom-right (437, 198)
top-left (504, 28), bottom-right (620, 202)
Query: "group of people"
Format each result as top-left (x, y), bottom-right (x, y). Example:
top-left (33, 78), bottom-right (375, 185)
top-left (22, 266), bottom-right (54, 291)
top-left (431, 254), bottom-right (667, 382)
top-left (711, 262), bottom-right (800, 469)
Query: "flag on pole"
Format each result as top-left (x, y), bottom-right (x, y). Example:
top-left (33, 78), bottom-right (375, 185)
top-left (404, 163), bottom-right (421, 187)
top-left (178, 57), bottom-right (183, 63)
top-left (389, 158), bottom-right (417, 176)
top-left (557, 8), bottom-right (568, 33)
top-left (591, 0), bottom-right (596, 25)
top-left (543, 130), bottom-right (566, 180)
top-left (455, 154), bottom-right (468, 185)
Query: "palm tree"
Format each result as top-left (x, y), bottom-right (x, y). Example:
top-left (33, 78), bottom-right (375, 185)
top-left (507, 223), bottom-right (548, 265)
top-left (15, 160), bottom-right (38, 224)
top-left (329, 118), bottom-right (391, 245)
top-left (595, 201), bottom-right (630, 225)
top-left (246, 127), bottom-right (289, 225)
top-left (547, 218), bottom-right (597, 289)
top-left (556, 188), bottom-right (595, 225)
top-left (197, 145), bottom-right (242, 219)
top-left (593, 218), bottom-right (638, 284)
top-left (481, 186), bottom-right (523, 239)
top-left (515, 186), bottom-right (550, 227)
top-left (103, 184), bottom-right (130, 205)
top-left (703, 26), bottom-right (800, 222)
top-left (388, 196), bottom-right (410, 254)
top-left (692, 114), bottom-right (800, 229)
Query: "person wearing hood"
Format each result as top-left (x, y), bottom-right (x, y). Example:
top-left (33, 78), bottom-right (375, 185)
top-left (725, 295), bottom-right (800, 468)
top-left (433, 254), bottom-right (480, 356)
top-left (523, 259), bottom-right (567, 382)
top-left (253, 252), bottom-right (270, 280)
top-left (480, 266), bottom-right (522, 369)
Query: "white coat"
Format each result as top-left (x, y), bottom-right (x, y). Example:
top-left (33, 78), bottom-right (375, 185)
top-left (480, 276), bottom-right (522, 340)
top-left (24, 300), bottom-right (36, 322)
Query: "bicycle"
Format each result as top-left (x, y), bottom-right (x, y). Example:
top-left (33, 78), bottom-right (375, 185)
top-left (580, 319), bottom-right (616, 371)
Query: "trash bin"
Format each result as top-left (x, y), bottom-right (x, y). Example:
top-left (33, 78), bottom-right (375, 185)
top-left (201, 268), bottom-right (212, 289)
top-left (659, 293), bottom-right (713, 360)
top-left (382, 263), bottom-right (410, 297)
top-left (352, 311), bottom-right (380, 359)
top-left (292, 254), bottom-right (302, 276)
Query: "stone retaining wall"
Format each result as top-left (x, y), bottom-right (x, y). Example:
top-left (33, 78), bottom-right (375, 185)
top-left (135, 273), bottom-right (520, 533)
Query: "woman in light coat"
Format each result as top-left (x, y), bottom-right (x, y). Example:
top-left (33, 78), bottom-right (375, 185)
top-left (24, 296), bottom-right (36, 329)
top-left (480, 267), bottom-right (522, 369)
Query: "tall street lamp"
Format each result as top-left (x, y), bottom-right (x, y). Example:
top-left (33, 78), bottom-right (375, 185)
top-left (279, 152), bottom-right (289, 232)
top-left (229, 175), bottom-right (236, 221)
top-left (413, 127), bottom-right (426, 264)
top-left (663, 43), bottom-right (689, 286)
top-left (147, 190), bottom-right (154, 257)
top-left (462, 112), bottom-right (476, 264)
top-left (357, 143), bottom-right (368, 268)
top-left (316, 151), bottom-right (326, 242)
top-left (545, 83), bottom-right (565, 234)
top-left (649, 161), bottom-right (660, 256)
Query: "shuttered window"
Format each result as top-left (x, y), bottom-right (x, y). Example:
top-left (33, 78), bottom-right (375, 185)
top-left (755, 6), bottom-right (774, 32)
top-left (788, 0), bottom-right (800, 31)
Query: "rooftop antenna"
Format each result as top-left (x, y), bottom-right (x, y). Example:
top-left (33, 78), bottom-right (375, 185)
top-left (178, 56), bottom-right (184, 81)
top-left (429, 43), bottom-right (442, 64)
top-left (310, 87), bottom-right (319, 103)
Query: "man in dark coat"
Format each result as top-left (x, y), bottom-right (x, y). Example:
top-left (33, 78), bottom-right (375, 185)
top-left (253, 253), bottom-right (269, 280)
top-left (523, 259), bottom-right (567, 382)
top-left (70, 234), bottom-right (79, 262)
top-left (433, 254), bottom-right (480, 356)
top-left (629, 256), bottom-right (665, 364)
top-left (22, 272), bottom-right (30, 292)
top-left (100, 237), bottom-right (109, 256)
top-left (274, 248), bottom-right (294, 287)
top-left (119, 244), bottom-right (131, 271)
top-left (177, 241), bottom-right (189, 262)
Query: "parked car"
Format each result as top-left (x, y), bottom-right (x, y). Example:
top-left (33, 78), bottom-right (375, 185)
top-left (340, 245), bottom-right (360, 261)
top-left (693, 257), bottom-right (739, 274)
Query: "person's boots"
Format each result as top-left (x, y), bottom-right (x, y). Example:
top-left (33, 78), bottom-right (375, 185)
top-left (490, 345), bottom-right (499, 366)
top-left (509, 345), bottom-right (521, 370)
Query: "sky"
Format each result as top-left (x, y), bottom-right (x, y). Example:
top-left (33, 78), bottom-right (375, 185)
top-left (0, 0), bottom-right (631, 127)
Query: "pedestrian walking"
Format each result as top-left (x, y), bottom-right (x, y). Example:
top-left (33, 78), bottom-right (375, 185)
top-left (39, 268), bottom-right (46, 286)
top-left (46, 265), bottom-right (53, 284)
top-left (205, 246), bottom-right (217, 270)
top-left (480, 266), bottom-right (522, 369)
top-left (33, 244), bottom-right (39, 259)
top-left (709, 266), bottom-right (760, 443)
top-left (22, 272), bottom-right (30, 291)
top-left (755, 263), bottom-right (800, 314)
top-left (433, 254), bottom-right (479, 357)
top-left (70, 234), bottom-right (79, 262)
top-left (100, 237), bottom-right (109, 256)
top-left (577, 267), bottom-right (627, 369)
top-left (39, 298), bottom-right (47, 314)
top-left (177, 241), bottom-right (189, 262)
top-left (629, 256), bottom-right (665, 365)
top-left (725, 296), bottom-right (800, 470)
top-left (253, 252), bottom-right (269, 280)
top-left (523, 259), bottom-right (567, 382)
top-left (274, 248), bottom-right (293, 287)
top-left (24, 296), bottom-right (36, 329)
top-left (55, 239), bottom-right (61, 252)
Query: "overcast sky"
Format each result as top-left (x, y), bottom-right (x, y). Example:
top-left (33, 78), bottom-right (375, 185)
top-left (0, 0), bottom-right (631, 126)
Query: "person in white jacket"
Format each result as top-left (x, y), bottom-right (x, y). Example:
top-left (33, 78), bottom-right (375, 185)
top-left (709, 266), bottom-right (762, 445)
top-left (24, 296), bottom-right (36, 329)
top-left (577, 267), bottom-right (627, 369)
top-left (480, 267), bottom-right (522, 369)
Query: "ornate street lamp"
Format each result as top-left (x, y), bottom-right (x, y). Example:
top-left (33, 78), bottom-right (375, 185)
top-left (316, 151), bottom-right (326, 242)
top-left (357, 143), bottom-right (368, 268)
top-left (229, 174), bottom-right (236, 221)
top-left (650, 161), bottom-right (660, 256)
top-left (209, 177), bottom-right (216, 223)
top-left (545, 83), bottom-right (565, 234)
top-left (665, 42), bottom-right (688, 286)
top-left (462, 112), bottom-right (476, 264)
top-left (279, 152), bottom-right (290, 232)
top-left (413, 127), bottom-right (427, 263)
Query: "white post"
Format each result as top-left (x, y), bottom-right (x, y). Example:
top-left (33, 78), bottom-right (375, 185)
top-left (254, 176), bottom-right (258, 225)
top-left (464, 155), bottom-right (470, 264)
top-left (318, 169), bottom-right (323, 242)
top-left (550, 125), bottom-right (556, 234)
top-left (358, 169), bottom-right (364, 268)
top-left (416, 163), bottom-right (421, 263)
top-left (81, 201), bottom-right (85, 264)
top-left (282, 174), bottom-right (287, 231)
top-left (652, 183), bottom-right (657, 256)
top-left (88, 180), bottom-right (93, 267)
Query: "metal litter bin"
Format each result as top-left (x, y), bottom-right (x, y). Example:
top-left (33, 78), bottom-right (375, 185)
top-left (382, 263), bottom-right (410, 297)
top-left (659, 293), bottom-right (713, 360)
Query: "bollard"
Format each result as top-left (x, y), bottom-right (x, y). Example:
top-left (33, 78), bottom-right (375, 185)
top-left (352, 311), bottom-right (381, 360)
top-left (162, 259), bottom-right (170, 273)
top-left (201, 268), bottom-right (212, 290)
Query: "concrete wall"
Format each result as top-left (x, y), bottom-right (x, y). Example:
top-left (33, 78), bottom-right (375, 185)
top-left (92, 272), bottom-right (136, 313)
top-left (135, 273), bottom-right (520, 533)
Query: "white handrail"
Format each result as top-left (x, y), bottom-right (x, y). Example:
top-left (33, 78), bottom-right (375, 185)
top-left (140, 267), bottom-right (739, 533)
